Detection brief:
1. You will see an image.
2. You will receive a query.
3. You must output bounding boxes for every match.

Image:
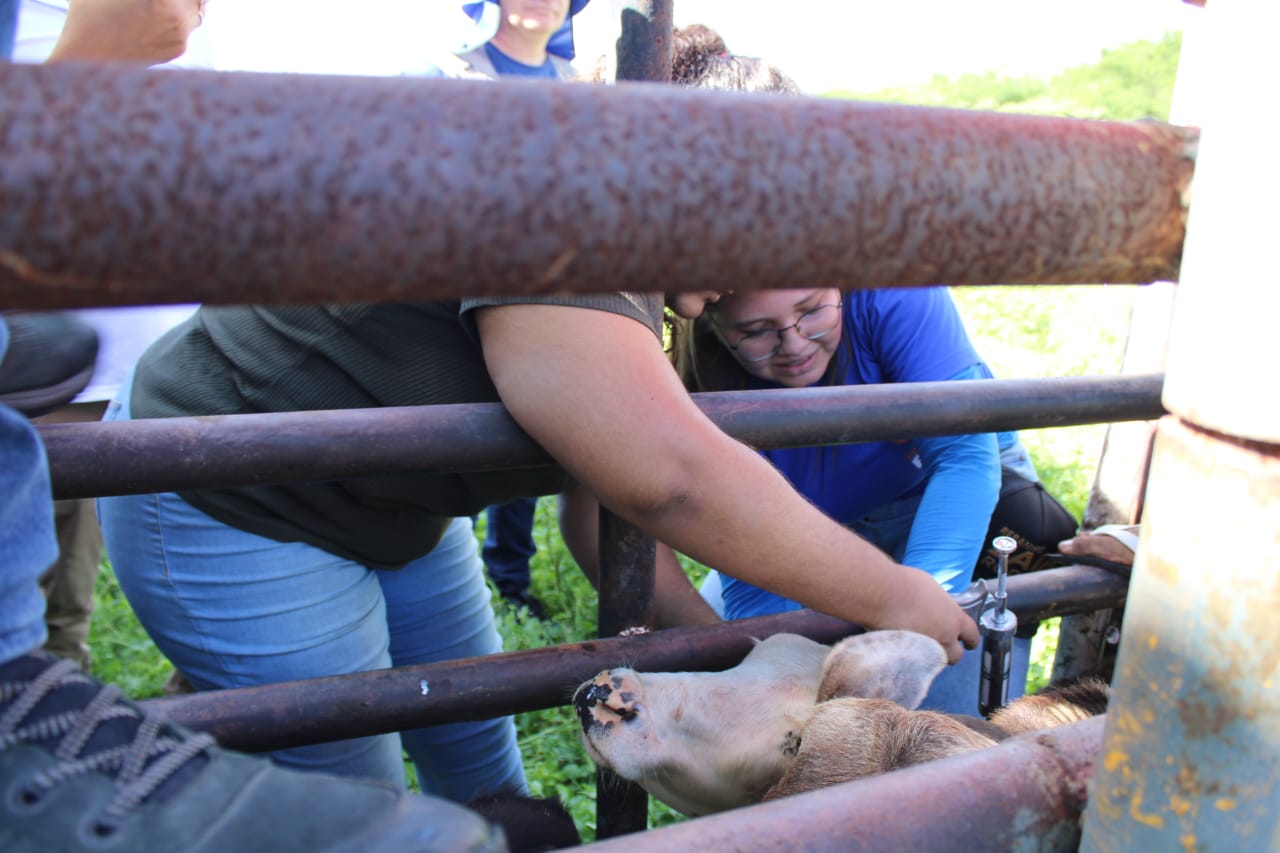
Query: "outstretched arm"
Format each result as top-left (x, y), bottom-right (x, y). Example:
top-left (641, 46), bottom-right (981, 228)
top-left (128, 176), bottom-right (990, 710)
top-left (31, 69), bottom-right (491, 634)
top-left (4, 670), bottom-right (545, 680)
top-left (47, 0), bottom-right (201, 64)
top-left (476, 303), bottom-right (978, 662)
top-left (559, 483), bottom-right (721, 629)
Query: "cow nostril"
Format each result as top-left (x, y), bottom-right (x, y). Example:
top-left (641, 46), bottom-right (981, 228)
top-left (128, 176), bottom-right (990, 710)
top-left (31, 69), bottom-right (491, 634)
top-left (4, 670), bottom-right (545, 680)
top-left (583, 682), bottom-right (613, 707)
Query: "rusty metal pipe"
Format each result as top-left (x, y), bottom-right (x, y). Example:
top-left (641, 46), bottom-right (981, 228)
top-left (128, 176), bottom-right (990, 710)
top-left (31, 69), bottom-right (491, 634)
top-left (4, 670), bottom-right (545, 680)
top-left (614, 0), bottom-right (672, 83)
top-left (1, 62), bottom-right (1194, 310)
top-left (40, 375), bottom-right (1164, 500)
top-left (143, 565), bottom-right (1125, 752)
top-left (582, 716), bottom-right (1105, 852)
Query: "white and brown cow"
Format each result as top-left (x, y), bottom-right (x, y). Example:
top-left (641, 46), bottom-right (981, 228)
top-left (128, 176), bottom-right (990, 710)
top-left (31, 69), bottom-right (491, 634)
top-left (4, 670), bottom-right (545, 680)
top-left (573, 630), bottom-right (1107, 817)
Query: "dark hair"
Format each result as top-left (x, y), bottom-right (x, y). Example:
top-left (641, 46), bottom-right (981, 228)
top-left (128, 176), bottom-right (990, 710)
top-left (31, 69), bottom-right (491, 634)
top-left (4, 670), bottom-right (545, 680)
top-left (666, 26), bottom-right (841, 391)
top-left (671, 24), bottom-right (802, 94)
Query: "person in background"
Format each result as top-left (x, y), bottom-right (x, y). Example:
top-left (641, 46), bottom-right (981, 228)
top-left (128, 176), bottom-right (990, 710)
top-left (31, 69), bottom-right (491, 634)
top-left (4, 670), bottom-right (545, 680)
top-left (0, 2), bottom-right (504, 849)
top-left (434, 0), bottom-right (594, 622)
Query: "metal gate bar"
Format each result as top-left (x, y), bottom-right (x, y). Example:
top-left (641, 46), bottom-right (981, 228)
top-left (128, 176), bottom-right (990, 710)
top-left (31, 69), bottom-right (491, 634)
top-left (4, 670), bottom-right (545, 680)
top-left (39, 374), bottom-right (1164, 499)
top-left (581, 716), bottom-right (1105, 851)
top-left (1, 62), bottom-right (1194, 309)
top-left (141, 565), bottom-right (1125, 753)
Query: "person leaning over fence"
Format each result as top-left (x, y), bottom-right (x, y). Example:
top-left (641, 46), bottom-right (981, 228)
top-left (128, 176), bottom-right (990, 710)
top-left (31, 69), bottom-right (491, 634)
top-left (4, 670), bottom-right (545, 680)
top-left (95, 0), bottom-right (606, 804)
top-left (569, 25), bottom-right (1076, 717)
top-left (0, 2), bottom-right (506, 850)
top-left (95, 0), bottom-right (979, 795)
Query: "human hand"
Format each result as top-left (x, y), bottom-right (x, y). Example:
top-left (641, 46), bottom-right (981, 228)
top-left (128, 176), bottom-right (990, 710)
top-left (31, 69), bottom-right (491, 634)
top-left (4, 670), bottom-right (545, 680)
top-left (1057, 525), bottom-right (1138, 568)
top-left (867, 568), bottom-right (979, 665)
top-left (47, 0), bottom-right (203, 65)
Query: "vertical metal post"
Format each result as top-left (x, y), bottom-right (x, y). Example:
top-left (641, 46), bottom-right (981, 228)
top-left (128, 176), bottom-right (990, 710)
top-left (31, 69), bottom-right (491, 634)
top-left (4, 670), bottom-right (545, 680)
top-left (595, 507), bottom-right (657, 838)
top-left (612, 0), bottom-right (673, 83)
top-left (1053, 284), bottom-right (1175, 682)
top-left (597, 510), bottom-right (657, 639)
top-left (1081, 3), bottom-right (1280, 849)
top-left (593, 2), bottom-right (672, 838)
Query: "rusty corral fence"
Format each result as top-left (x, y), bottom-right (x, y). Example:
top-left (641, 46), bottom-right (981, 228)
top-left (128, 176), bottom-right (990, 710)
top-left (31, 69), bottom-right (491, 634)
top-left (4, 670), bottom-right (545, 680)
top-left (4, 0), bottom-right (1276, 849)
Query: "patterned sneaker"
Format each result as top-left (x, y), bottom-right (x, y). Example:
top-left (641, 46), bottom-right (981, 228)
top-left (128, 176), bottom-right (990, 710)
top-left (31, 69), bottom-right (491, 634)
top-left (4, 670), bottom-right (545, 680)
top-left (0, 652), bottom-right (507, 852)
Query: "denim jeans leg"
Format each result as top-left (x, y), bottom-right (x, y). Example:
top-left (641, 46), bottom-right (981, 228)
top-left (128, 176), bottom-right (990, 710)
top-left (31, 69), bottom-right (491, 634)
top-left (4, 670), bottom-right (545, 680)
top-left (98, 485), bottom-right (411, 784)
top-left (0, 403), bottom-right (57, 663)
top-left (382, 517), bottom-right (527, 800)
top-left (0, 314), bottom-right (57, 663)
top-left (0, 0), bottom-right (17, 59)
top-left (916, 636), bottom-right (1030, 717)
top-left (482, 498), bottom-right (537, 596)
top-left (97, 381), bottom-right (522, 798)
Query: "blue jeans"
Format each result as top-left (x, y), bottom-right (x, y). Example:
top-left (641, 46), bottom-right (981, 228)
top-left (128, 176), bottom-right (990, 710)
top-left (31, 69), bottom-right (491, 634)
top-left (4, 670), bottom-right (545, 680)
top-left (482, 498), bottom-right (537, 597)
top-left (97, 383), bottom-right (526, 801)
top-left (0, 317), bottom-right (58, 664)
top-left (0, 0), bottom-right (17, 60)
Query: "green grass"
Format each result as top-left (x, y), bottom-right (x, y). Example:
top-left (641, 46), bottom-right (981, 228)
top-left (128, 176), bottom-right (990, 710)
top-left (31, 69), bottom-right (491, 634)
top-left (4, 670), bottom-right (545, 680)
top-left (86, 283), bottom-right (1137, 840)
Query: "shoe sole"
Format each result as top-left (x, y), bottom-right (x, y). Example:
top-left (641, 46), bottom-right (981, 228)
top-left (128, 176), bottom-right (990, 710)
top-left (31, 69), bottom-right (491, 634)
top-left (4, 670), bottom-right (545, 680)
top-left (0, 363), bottom-right (95, 416)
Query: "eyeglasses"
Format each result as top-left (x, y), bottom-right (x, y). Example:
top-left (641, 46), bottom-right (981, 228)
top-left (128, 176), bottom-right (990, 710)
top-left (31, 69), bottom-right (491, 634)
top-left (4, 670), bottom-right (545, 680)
top-left (716, 301), bottom-right (842, 363)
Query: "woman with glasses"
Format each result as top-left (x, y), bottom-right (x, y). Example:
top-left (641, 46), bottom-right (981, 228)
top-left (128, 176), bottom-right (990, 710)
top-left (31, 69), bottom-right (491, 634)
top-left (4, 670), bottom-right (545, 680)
top-left (641, 26), bottom-right (1078, 715)
top-left (675, 286), bottom-right (1004, 617)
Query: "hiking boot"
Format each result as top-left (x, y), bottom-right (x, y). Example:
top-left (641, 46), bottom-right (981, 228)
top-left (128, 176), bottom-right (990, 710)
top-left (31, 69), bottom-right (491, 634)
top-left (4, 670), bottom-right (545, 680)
top-left (0, 652), bottom-right (507, 852)
top-left (0, 313), bottom-right (98, 417)
top-left (500, 588), bottom-right (548, 621)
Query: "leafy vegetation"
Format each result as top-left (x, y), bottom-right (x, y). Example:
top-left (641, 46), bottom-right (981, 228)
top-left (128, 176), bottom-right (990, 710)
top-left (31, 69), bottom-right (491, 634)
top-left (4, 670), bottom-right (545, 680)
top-left (831, 32), bottom-right (1181, 122)
top-left (86, 33), bottom-right (1178, 842)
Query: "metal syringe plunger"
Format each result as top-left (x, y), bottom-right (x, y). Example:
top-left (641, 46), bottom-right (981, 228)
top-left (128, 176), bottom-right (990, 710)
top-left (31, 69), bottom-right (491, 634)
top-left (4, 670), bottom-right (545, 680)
top-left (979, 535), bottom-right (1019, 717)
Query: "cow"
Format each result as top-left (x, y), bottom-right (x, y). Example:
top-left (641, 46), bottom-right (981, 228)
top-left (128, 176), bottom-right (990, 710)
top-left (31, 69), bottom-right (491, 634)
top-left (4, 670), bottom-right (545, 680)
top-left (573, 630), bottom-right (1107, 816)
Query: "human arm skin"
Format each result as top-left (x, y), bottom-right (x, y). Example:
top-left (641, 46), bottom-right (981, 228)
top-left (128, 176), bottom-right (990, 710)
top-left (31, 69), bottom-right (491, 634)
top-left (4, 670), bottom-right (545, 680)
top-left (46, 0), bottom-right (200, 64)
top-left (476, 303), bottom-right (979, 663)
top-left (559, 482), bottom-right (722, 629)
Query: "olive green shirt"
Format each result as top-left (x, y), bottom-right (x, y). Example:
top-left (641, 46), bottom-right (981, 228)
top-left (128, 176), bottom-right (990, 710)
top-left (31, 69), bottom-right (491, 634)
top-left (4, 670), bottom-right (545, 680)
top-left (130, 294), bottom-right (663, 568)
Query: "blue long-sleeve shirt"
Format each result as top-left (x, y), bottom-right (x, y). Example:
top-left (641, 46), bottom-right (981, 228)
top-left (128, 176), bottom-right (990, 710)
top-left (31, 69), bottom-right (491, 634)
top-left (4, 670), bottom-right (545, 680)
top-left (721, 288), bottom-right (1005, 620)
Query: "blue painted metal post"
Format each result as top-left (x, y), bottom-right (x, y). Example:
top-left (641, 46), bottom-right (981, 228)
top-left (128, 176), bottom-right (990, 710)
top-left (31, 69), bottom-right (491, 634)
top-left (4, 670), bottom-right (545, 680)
top-left (1081, 3), bottom-right (1280, 849)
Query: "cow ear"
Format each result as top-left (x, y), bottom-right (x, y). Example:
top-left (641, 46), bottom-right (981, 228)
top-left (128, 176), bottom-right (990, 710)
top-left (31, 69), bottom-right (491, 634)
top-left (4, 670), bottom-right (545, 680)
top-left (816, 631), bottom-right (947, 709)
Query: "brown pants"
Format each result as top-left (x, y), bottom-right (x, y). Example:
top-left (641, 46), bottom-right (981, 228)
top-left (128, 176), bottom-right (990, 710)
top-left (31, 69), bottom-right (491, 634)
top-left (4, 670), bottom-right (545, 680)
top-left (36, 401), bottom-right (108, 671)
top-left (39, 498), bottom-right (102, 670)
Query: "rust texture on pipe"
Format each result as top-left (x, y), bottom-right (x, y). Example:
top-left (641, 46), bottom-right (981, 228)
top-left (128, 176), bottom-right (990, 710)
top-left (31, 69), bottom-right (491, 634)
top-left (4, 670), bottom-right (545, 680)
top-left (583, 716), bottom-right (1105, 852)
top-left (1082, 420), bottom-right (1280, 850)
top-left (614, 1), bottom-right (673, 83)
top-left (143, 566), bottom-right (1125, 753)
top-left (0, 62), bottom-right (1195, 310)
top-left (40, 375), bottom-right (1164, 500)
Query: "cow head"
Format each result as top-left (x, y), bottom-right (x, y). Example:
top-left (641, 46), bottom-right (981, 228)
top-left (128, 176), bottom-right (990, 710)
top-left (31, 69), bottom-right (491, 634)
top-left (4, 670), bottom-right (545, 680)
top-left (572, 630), bottom-right (948, 816)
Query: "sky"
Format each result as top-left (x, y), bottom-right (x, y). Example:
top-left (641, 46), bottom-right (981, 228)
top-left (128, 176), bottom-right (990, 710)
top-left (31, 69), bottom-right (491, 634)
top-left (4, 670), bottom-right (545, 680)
top-left (575, 0), bottom-right (1198, 93)
top-left (193, 1), bottom-right (1199, 89)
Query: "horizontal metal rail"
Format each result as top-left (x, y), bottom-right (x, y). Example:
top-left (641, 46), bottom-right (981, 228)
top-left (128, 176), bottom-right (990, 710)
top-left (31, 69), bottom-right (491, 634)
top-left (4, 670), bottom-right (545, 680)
top-left (142, 565), bottom-right (1126, 753)
top-left (40, 374), bottom-right (1163, 499)
top-left (1, 63), bottom-right (1195, 310)
top-left (582, 715), bottom-right (1105, 852)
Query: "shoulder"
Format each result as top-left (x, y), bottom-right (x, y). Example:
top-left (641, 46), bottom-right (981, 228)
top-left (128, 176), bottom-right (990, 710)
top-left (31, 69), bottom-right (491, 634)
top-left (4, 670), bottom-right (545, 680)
top-left (424, 47), bottom-right (499, 80)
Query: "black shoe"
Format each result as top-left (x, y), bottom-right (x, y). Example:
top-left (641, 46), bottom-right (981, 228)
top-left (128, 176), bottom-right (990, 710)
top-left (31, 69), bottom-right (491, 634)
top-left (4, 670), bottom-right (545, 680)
top-left (0, 652), bottom-right (505, 852)
top-left (0, 313), bottom-right (99, 417)
top-left (501, 589), bottom-right (548, 621)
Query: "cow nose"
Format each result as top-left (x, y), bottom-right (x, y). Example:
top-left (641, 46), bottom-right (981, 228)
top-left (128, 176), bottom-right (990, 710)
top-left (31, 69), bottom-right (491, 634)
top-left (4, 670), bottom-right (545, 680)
top-left (574, 671), bottom-right (640, 732)
top-left (576, 680), bottom-right (613, 712)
